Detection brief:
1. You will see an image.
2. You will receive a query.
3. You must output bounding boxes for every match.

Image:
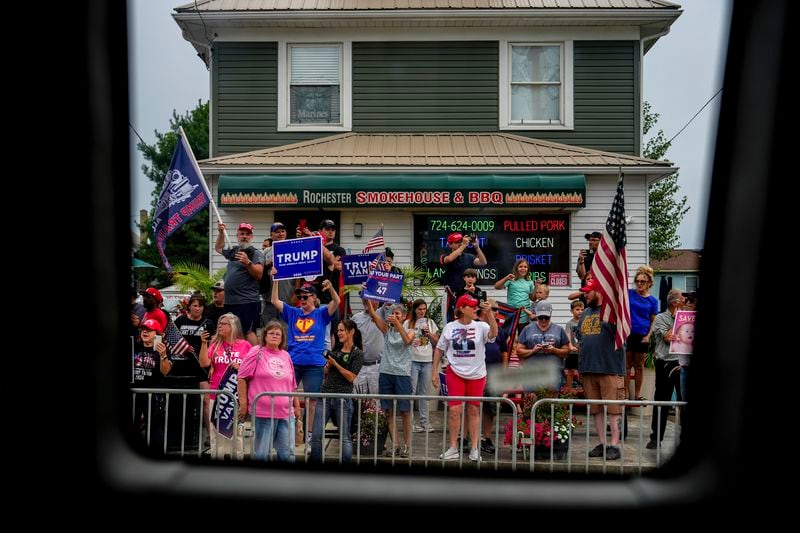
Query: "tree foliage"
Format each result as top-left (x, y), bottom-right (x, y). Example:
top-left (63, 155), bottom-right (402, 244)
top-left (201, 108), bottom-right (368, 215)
top-left (134, 100), bottom-right (210, 287)
top-left (644, 101), bottom-right (690, 261)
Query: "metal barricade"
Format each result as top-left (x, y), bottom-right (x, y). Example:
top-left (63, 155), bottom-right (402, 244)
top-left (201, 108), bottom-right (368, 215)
top-left (130, 388), bottom-right (687, 474)
top-left (526, 397), bottom-right (688, 474)
top-left (249, 391), bottom-right (519, 469)
top-left (131, 388), bottom-right (237, 459)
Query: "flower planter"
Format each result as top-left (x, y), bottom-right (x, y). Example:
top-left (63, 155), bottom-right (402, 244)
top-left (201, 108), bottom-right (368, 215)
top-left (533, 439), bottom-right (570, 460)
top-left (357, 431), bottom-right (387, 457)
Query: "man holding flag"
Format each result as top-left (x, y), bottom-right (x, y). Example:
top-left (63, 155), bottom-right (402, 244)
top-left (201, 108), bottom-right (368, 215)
top-left (215, 221), bottom-right (264, 345)
top-left (576, 176), bottom-right (630, 461)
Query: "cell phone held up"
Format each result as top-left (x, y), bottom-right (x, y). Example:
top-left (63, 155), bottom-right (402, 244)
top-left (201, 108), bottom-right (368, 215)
top-left (154, 335), bottom-right (163, 349)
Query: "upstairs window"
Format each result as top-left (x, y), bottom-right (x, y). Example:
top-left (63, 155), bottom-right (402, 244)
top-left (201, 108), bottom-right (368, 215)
top-left (279, 43), bottom-right (351, 132)
top-left (290, 44), bottom-right (340, 125)
top-left (511, 45), bottom-right (561, 123)
top-left (500, 42), bottom-right (573, 130)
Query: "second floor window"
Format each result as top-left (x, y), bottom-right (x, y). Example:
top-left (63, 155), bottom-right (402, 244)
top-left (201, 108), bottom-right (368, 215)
top-left (289, 44), bottom-right (342, 125)
top-left (510, 44), bottom-right (562, 124)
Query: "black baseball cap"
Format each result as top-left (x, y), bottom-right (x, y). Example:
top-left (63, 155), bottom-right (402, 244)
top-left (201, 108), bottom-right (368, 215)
top-left (319, 219), bottom-right (336, 229)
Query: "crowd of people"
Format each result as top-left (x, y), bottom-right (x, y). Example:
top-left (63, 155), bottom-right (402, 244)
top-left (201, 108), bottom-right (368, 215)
top-left (131, 224), bottom-right (693, 463)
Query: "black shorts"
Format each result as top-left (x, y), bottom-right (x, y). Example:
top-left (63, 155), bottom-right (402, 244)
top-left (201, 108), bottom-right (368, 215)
top-left (565, 352), bottom-right (579, 370)
top-left (626, 333), bottom-right (649, 353)
top-left (225, 302), bottom-right (261, 334)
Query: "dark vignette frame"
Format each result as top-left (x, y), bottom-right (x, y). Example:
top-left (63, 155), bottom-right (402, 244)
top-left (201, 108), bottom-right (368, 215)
top-left (89, 0), bottom-right (785, 514)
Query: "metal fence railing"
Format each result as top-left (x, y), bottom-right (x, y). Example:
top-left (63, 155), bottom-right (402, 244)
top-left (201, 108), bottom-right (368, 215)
top-left (130, 388), bottom-right (686, 473)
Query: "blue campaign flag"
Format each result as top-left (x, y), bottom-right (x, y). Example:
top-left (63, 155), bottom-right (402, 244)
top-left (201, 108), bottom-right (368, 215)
top-left (211, 364), bottom-right (239, 439)
top-left (272, 236), bottom-right (324, 280)
top-left (363, 269), bottom-right (404, 303)
top-left (152, 129), bottom-right (211, 271)
top-left (342, 253), bottom-right (381, 286)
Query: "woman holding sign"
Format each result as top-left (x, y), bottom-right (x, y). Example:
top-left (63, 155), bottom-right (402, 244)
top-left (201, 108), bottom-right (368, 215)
top-left (199, 313), bottom-right (250, 460)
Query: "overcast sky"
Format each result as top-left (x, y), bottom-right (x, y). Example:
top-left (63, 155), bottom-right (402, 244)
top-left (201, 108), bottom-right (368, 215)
top-left (128, 0), bottom-right (731, 250)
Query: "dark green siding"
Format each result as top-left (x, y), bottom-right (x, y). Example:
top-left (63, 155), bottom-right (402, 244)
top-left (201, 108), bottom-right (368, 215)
top-left (212, 40), bottom-right (638, 156)
top-left (352, 42), bottom-right (498, 131)
top-left (212, 42), bottom-right (321, 156)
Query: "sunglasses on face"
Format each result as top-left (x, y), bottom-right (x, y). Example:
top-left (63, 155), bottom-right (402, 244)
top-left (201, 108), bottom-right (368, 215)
top-left (298, 294), bottom-right (312, 300)
top-left (536, 316), bottom-right (550, 321)
top-left (635, 279), bottom-right (648, 284)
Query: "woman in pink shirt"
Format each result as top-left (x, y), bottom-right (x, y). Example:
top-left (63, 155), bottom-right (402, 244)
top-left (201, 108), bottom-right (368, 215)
top-left (199, 312), bottom-right (251, 459)
top-left (238, 321), bottom-right (297, 463)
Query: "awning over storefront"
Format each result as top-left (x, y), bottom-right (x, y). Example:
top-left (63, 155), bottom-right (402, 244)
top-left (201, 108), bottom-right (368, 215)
top-left (218, 174), bottom-right (585, 209)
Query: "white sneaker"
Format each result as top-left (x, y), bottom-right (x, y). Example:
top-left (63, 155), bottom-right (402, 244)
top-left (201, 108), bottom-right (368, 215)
top-left (412, 424), bottom-right (425, 433)
top-left (440, 447), bottom-right (460, 460)
top-left (469, 448), bottom-right (481, 462)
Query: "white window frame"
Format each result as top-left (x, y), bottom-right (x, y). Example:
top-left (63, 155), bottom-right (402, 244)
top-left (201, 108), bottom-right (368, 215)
top-left (685, 275), bottom-right (699, 293)
top-left (499, 40), bottom-right (573, 131)
top-left (277, 41), bottom-right (352, 132)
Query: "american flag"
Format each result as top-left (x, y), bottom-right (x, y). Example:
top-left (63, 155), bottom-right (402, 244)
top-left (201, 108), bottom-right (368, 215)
top-left (454, 328), bottom-right (476, 340)
top-left (589, 176), bottom-right (631, 350)
top-left (165, 316), bottom-right (194, 356)
top-left (362, 227), bottom-right (385, 253)
top-left (368, 252), bottom-right (387, 272)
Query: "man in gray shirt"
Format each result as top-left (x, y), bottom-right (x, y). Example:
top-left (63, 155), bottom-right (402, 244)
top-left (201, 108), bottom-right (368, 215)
top-left (215, 221), bottom-right (264, 345)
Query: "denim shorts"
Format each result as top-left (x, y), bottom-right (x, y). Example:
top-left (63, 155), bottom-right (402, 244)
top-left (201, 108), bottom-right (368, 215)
top-left (378, 373), bottom-right (412, 411)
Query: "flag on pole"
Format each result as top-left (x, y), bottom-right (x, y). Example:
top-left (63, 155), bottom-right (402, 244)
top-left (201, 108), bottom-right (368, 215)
top-left (165, 316), bottom-right (193, 356)
top-left (362, 227), bottom-right (385, 253)
top-left (152, 129), bottom-right (210, 271)
top-left (589, 175), bottom-right (631, 350)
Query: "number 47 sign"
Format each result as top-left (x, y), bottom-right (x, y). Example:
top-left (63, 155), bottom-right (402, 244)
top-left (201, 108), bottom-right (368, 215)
top-left (362, 269), bottom-right (404, 303)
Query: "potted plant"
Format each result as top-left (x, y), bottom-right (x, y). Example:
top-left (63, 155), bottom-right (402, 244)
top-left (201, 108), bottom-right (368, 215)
top-left (352, 400), bottom-right (389, 456)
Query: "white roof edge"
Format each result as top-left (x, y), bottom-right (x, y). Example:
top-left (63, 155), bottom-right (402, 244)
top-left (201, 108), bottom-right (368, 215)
top-left (173, 9), bottom-right (681, 23)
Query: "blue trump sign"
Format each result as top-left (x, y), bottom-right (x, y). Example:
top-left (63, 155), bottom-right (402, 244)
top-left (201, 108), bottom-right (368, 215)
top-left (363, 269), bottom-right (404, 303)
top-left (342, 253), bottom-right (381, 286)
top-left (273, 236), bottom-right (324, 280)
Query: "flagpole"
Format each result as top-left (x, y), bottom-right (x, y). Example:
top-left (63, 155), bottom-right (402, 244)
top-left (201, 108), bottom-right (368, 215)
top-left (179, 126), bottom-right (231, 246)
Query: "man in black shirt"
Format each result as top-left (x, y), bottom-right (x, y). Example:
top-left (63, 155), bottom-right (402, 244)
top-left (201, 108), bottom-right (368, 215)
top-left (576, 231), bottom-right (601, 287)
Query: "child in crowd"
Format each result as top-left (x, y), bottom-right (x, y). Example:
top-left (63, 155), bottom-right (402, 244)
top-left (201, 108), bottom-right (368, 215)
top-left (563, 299), bottom-right (584, 391)
top-left (455, 268), bottom-right (486, 303)
top-left (529, 283), bottom-right (550, 322)
top-left (494, 258), bottom-right (536, 327)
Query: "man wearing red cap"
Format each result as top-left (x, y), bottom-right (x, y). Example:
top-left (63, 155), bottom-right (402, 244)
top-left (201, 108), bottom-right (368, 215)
top-left (440, 232), bottom-right (487, 294)
top-left (140, 287), bottom-right (168, 334)
top-left (432, 294), bottom-right (497, 462)
top-left (215, 222), bottom-right (264, 344)
top-left (576, 278), bottom-right (626, 460)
